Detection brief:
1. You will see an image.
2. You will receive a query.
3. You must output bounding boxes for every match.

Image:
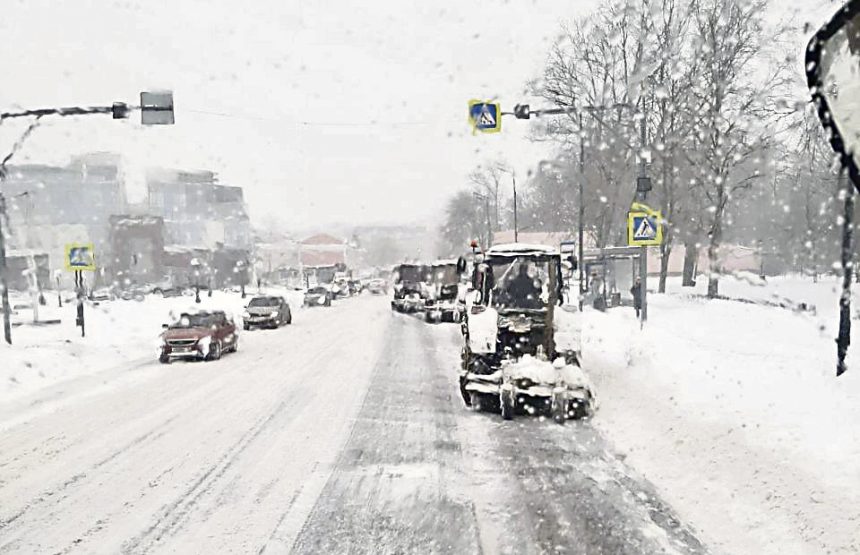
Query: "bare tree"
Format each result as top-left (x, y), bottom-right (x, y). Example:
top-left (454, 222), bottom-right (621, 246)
top-left (687, 0), bottom-right (790, 298)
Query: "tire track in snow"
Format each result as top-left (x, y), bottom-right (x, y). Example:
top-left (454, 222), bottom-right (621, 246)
top-left (0, 413), bottom-right (179, 537)
top-left (119, 303), bottom-right (372, 554)
top-left (120, 340), bottom-right (341, 554)
top-left (288, 314), bottom-right (483, 554)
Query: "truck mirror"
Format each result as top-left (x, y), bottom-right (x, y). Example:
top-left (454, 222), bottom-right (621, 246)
top-left (456, 256), bottom-right (467, 274)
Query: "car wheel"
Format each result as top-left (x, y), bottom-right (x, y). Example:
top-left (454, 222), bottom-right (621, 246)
top-left (243, 324), bottom-right (250, 331)
top-left (159, 353), bottom-right (170, 364)
top-left (207, 341), bottom-right (222, 361)
top-left (232, 338), bottom-right (239, 353)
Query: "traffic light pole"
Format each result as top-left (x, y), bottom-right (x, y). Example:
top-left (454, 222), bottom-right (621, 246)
top-left (638, 113), bottom-right (648, 324)
top-left (0, 193), bottom-right (11, 344)
top-left (0, 94), bottom-right (174, 344)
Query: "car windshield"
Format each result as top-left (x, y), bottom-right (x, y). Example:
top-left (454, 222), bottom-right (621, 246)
top-left (170, 313), bottom-right (217, 329)
top-left (4, 2), bottom-right (860, 554)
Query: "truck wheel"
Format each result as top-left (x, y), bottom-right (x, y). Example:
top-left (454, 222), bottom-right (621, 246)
top-left (569, 399), bottom-right (590, 420)
top-left (500, 387), bottom-right (515, 420)
top-left (470, 391), bottom-right (484, 412)
top-left (551, 389), bottom-right (566, 425)
top-left (459, 376), bottom-right (471, 406)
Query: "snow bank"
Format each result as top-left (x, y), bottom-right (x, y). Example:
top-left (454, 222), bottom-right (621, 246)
top-left (586, 275), bottom-right (860, 555)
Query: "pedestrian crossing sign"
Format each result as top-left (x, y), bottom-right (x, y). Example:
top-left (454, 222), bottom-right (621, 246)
top-left (468, 100), bottom-right (502, 134)
top-left (65, 243), bottom-right (97, 271)
top-left (627, 209), bottom-right (663, 246)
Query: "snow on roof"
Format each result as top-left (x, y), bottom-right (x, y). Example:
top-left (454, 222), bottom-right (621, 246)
top-left (300, 251), bottom-right (344, 267)
top-left (301, 233), bottom-right (344, 245)
top-left (487, 243), bottom-right (559, 256)
top-left (7, 249), bottom-right (50, 258)
top-left (431, 259), bottom-right (459, 266)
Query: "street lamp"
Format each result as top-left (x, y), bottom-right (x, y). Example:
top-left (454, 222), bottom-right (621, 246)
top-left (472, 191), bottom-right (493, 249)
top-left (190, 258), bottom-right (201, 304)
top-left (234, 260), bottom-right (247, 298)
top-left (498, 168), bottom-right (519, 243)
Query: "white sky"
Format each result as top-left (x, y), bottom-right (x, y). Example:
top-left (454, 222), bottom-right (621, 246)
top-left (0, 0), bottom-right (841, 230)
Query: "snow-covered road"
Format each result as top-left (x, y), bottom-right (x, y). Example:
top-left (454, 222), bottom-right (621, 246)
top-left (0, 296), bottom-right (703, 554)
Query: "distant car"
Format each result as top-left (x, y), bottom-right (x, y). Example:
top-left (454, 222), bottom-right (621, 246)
top-left (242, 296), bottom-right (292, 330)
top-left (367, 278), bottom-right (387, 295)
top-left (89, 287), bottom-right (115, 302)
top-left (159, 310), bottom-right (238, 363)
top-left (161, 287), bottom-right (184, 298)
top-left (120, 286), bottom-right (146, 302)
top-left (304, 286), bottom-right (333, 307)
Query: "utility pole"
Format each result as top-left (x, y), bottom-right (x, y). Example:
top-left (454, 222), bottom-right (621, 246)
top-left (578, 109), bottom-right (585, 311)
top-left (0, 193), bottom-right (11, 344)
top-left (473, 192), bottom-right (493, 249)
top-left (512, 173), bottom-right (518, 243)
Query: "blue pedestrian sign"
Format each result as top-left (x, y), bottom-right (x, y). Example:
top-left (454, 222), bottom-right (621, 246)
top-left (627, 208), bottom-right (663, 246)
top-left (468, 100), bottom-right (502, 134)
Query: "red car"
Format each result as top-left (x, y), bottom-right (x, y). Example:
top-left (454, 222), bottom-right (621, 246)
top-left (159, 310), bottom-right (238, 363)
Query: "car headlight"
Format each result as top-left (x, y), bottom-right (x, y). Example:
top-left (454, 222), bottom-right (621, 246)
top-left (197, 335), bottom-right (211, 352)
top-left (270, 311), bottom-right (279, 318)
top-left (242, 311), bottom-right (250, 319)
top-left (318, 295), bottom-right (326, 305)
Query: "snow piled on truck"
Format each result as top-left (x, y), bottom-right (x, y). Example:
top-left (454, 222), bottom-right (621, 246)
top-left (502, 354), bottom-right (593, 392)
top-left (585, 275), bottom-right (860, 555)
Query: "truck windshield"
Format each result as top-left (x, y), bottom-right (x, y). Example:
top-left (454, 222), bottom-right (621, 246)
top-left (432, 265), bottom-right (459, 284)
top-left (487, 257), bottom-right (550, 310)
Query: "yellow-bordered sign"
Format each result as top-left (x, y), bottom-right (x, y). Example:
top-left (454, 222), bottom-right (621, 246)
top-left (65, 243), bottom-right (97, 271)
top-left (468, 99), bottom-right (502, 134)
top-left (627, 204), bottom-right (663, 246)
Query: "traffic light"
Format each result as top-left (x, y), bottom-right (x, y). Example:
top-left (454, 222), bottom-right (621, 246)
top-left (513, 104), bottom-right (531, 120)
top-left (112, 102), bottom-right (130, 119)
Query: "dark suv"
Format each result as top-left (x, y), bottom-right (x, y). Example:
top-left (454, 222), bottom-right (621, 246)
top-left (243, 296), bottom-right (292, 330)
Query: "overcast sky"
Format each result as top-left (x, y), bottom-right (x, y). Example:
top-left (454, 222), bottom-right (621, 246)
top-left (0, 0), bottom-right (839, 231)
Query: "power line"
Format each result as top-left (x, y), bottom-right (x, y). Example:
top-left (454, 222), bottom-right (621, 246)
top-left (185, 108), bottom-right (453, 128)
